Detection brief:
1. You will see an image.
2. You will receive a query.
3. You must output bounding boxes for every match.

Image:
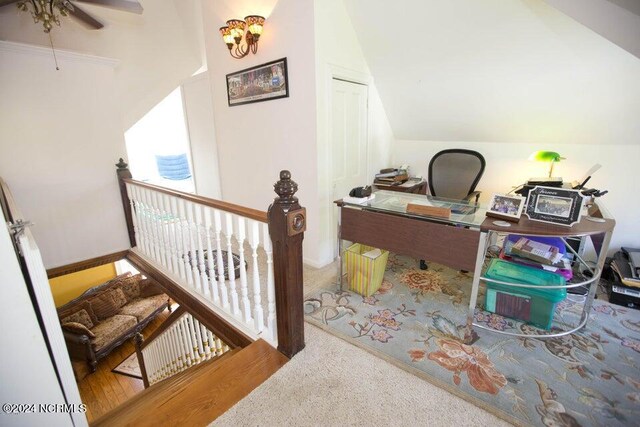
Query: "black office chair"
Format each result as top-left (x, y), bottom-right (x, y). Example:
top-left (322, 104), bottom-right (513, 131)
top-left (428, 149), bottom-right (486, 203)
top-left (420, 149), bottom-right (486, 270)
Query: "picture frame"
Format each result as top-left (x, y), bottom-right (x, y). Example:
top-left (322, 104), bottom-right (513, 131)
top-left (226, 57), bottom-right (289, 107)
top-left (524, 186), bottom-right (584, 227)
top-left (486, 193), bottom-right (526, 222)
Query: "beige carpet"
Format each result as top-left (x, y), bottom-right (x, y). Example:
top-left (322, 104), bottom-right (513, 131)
top-left (213, 324), bottom-right (511, 426)
top-left (213, 261), bottom-right (512, 426)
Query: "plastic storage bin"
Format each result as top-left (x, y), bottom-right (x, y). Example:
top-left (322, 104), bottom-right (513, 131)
top-left (345, 243), bottom-right (389, 296)
top-left (484, 259), bottom-right (567, 330)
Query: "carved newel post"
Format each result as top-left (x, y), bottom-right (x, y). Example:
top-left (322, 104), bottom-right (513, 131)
top-left (116, 158), bottom-right (136, 248)
top-left (268, 170), bottom-right (306, 358)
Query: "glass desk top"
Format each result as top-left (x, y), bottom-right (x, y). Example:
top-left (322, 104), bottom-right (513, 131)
top-left (339, 190), bottom-right (488, 228)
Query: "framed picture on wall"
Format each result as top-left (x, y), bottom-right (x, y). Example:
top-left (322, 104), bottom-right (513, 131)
top-left (226, 57), bottom-right (289, 107)
top-left (524, 186), bottom-right (584, 227)
top-left (486, 193), bottom-right (526, 222)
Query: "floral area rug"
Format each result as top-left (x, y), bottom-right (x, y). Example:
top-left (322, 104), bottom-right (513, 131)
top-left (304, 254), bottom-right (640, 427)
top-left (112, 352), bottom-right (142, 380)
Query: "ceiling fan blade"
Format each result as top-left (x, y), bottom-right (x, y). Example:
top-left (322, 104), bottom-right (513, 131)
top-left (67, 4), bottom-right (104, 29)
top-left (74, 0), bottom-right (142, 14)
top-left (0, 0), bottom-right (20, 7)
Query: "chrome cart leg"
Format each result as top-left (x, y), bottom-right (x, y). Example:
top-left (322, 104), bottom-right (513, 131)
top-left (583, 230), bottom-right (613, 323)
top-left (465, 231), bottom-right (488, 344)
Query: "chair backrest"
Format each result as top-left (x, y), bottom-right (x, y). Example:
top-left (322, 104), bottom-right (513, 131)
top-left (428, 149), bottom-right (486, 199)
top-left (155, 153), bottom-right (192, 180)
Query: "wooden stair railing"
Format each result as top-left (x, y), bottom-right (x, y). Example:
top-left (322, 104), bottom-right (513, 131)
top-left (116, 160), bottom-right (306, 359)
top-left (134, 306), bottom-right (233, 388)
top-left (92, 339), bottom-right (289, 427)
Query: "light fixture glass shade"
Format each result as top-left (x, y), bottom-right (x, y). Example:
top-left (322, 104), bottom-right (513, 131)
top-left (245, 15), bottom-right (265, 36)
top-left (226, 19), bottom-right (246, 40)
top-left (219, 26), bottom-right (234, 45)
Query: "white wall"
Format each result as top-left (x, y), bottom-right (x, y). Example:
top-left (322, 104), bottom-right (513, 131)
top-left (0, 42), bottom-right (130, 268)
top-left (314, 0), bottom-right (394, 266)
top-left (393, 140), bottom-right (640, 253)
top-left (0, 0), bottom-right (203, 130)
top-left (200, 0), bottom-right (321, 264)
top-left (182, 72), bottom-right (222, 199)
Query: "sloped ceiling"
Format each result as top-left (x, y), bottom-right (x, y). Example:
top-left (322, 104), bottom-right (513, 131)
top-left (544, 0), bottom-right (640, 59)
top-left (0, 0), bottom-right (203, 129)
top-left (343, 0), bottom-right (640, 145)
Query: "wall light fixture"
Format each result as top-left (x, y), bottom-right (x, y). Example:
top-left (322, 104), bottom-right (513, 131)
top-left (219, 15), bottom-right (265, 59)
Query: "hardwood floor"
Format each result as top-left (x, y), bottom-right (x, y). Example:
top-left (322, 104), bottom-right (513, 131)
top-left (75, 308), bottom-right (171, 423)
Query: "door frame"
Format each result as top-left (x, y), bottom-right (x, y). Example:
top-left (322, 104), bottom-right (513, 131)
top-left (322, 64), bottom-right (373, 263)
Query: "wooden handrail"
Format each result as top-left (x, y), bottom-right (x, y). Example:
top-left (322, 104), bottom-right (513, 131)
top-left (46, 250), bottom-right (129, 278)
top-left (122, 177), bottom-right (268, 223)
top-left (138, 306), bottom-right (186, 351)
top-left (126, 251), bottom-right (253, 349)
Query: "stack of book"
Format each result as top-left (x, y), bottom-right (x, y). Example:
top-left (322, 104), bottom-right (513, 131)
top-left (500, 236), bottom-right (573, 281)
top-left (374, 168), bottom-right (408, 186)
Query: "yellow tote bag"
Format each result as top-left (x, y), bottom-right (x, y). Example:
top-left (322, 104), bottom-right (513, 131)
top-left (345, 243), bottom-right (389, 297)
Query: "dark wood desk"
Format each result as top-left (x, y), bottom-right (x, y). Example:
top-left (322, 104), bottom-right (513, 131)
top-left (373, 178), bottom-right (427, 194)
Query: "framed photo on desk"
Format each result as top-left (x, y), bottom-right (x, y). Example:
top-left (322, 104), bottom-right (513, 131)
top-left (524, 186), bottom-right (584, 227)
top-left (486, 193), bottom-right (525, 222)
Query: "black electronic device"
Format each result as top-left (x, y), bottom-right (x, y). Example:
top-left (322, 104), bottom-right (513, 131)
top-left (349, 186), bottom-right (372, 198)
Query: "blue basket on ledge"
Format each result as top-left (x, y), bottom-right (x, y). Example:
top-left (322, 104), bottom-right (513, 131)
top-left (155, 153), bottom-right (192, 180)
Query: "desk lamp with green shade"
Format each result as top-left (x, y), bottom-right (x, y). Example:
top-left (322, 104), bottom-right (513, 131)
top-left (528, 150), bottom-right (564, 185)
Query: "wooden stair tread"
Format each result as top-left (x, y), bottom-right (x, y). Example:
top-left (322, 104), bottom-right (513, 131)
top-left (92, 339), bottom-right (289, 427)
top-left (149, 347), bottom-right (240, 390)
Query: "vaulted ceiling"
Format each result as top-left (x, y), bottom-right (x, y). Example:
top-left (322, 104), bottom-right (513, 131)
top-left (0, 0), bottom-right (204, 129)
top-left (344, 0), bottom-right (640, 145)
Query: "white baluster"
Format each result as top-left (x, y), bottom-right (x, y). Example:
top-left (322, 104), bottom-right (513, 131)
top-left (225, 213), bottom-right (241, 317)
top-left (160, 194), bottom-right (180, 275)
top-left (263, 223), bottom-right (277, 341)
top-left (182, 315), bottom-right (196, 366)
top-left (143, 188), bottom-right (162, 263)
top-left (177, 199), bottom-right (196, 289)
top-left (178, 317), bottom-right (190, 366)
top-left (215, 337), bottom-right (223, 356)
top-left (154, 191), bottom-right (171, 270)
top-left (207, 330), bottom-right (215, 357)
top-left (150, 345), bottom-right (159, 383)
top-left (201, 323), bottom-right (211, 358)
top-left (204, 208), bottom-right (220, 304)
top-left (193, 204), bottom-right (210, 297)
top-left (184, 201), bottom-right (203, 293)
top-left (170, 196), bottom-right (190, 284)
top-left (187, 315), bottom-right (201, 363)
top-left (236, 217), bottom-right (252, 325)
top-left (250, 220), bottom-right (264, 332)
top-left (159, 193), bottom-right (178, 275)
top-left (133, 186), bottom-right (151, 257)
top-left (213, 210), bottom-right (230, 309)
top-left (172, 321), bottom-right (181, 368)
top-left (192, 318), bottom-right (205, 359)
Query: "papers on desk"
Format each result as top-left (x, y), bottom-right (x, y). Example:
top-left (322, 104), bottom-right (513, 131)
top-left (343, 194), bottom-right (376, 204)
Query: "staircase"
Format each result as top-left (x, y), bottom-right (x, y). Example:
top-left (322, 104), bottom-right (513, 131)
top-left (93, 339), bottom-right (288, 426)
top-left (135, 306), bottom-right (232, 387)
